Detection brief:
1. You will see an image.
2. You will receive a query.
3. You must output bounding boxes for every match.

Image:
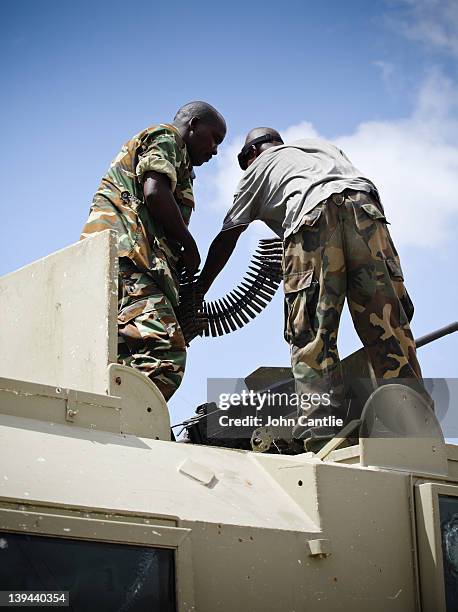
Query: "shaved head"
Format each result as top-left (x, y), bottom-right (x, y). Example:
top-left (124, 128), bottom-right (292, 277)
top-left (173, 101), bottom-right (226, 166)
top-left (174, 101), bottom-right (226, 131)
top-left (244, 127), bottom-right (282, 145)
top-left (238, 126), bottom-right (283, 169)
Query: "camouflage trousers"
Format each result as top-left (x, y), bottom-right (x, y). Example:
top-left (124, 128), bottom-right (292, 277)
top-left (117, 258), bottom-right (186, 401)
top-left (283, 190), bottom-right (422, 441)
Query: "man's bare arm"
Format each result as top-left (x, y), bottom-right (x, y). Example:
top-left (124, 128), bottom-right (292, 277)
top-left (143, 171), bottom-right (200, 276)
top-left (198, 225), bottom-right (247, 295)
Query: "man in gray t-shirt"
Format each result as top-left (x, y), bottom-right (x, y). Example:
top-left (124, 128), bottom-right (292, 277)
top-left (222, 135), bottom-right (379, 239)
top-left (198, 127), bottom-right (422, 451)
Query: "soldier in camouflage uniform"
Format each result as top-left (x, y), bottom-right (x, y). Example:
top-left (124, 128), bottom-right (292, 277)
top-left (81, 102), bottom-right (226, 401)
top-left (198, 127), bottom-right (423, 448)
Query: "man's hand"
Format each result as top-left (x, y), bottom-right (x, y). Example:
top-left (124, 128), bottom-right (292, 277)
top-left (181, 239), bottom-right (201, 278)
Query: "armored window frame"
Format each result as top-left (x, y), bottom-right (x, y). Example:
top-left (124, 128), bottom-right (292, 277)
top-left (0, 499), bottom-right (195, 612)
top-left (415, 482), bottom-right (458, 612)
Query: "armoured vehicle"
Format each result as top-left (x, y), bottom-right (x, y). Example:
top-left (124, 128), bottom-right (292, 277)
top-left (0, 231), bottom-right (457, 611)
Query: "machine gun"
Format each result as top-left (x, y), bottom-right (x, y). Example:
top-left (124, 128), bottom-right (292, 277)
top-left (180, 322), bottom-right (458, 452)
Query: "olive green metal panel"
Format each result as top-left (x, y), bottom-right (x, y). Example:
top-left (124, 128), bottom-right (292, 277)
top-left (0, 231), bottom-right (118, 395)
top-left (0, 367), bottom-right (170, 440)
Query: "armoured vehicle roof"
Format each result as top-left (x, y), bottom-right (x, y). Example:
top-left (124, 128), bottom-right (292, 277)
top-left (1, 231), bottom-right (457, 611)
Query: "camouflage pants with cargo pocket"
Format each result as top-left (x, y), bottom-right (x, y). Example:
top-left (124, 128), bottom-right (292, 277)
top-left (283, 189), bottom-right (422, 443)
top-left (117, 258), bottom-right (186, 401)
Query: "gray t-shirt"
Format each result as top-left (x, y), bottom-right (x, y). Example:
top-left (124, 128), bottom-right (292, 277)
top-left (222, 138), bottom-right (379, 238)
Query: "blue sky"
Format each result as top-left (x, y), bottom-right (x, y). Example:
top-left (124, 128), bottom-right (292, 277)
top-left (1, 0), bottom-right (457, 425)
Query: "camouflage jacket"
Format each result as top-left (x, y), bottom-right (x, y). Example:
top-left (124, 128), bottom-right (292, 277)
top-left (81, 124), bottom-right (194, 307)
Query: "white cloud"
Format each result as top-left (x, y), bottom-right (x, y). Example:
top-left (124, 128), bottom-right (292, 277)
top-left (334, 71), bottom-right (458, 246)
top-left (278, 121), bottom-right (320, 143)
top-left (208, 71), bottom-right (458, 248)
top-left (393, 0), bottom-right (458, 56)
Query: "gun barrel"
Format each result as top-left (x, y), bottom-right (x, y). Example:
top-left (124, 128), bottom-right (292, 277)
top-left (415, 321), bottom-right (458, 348)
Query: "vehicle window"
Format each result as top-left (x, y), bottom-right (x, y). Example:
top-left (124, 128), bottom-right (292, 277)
top-left (439, 495), bottom-right (458, 611)
top-left (0, 530), bottom-right (176, 612)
